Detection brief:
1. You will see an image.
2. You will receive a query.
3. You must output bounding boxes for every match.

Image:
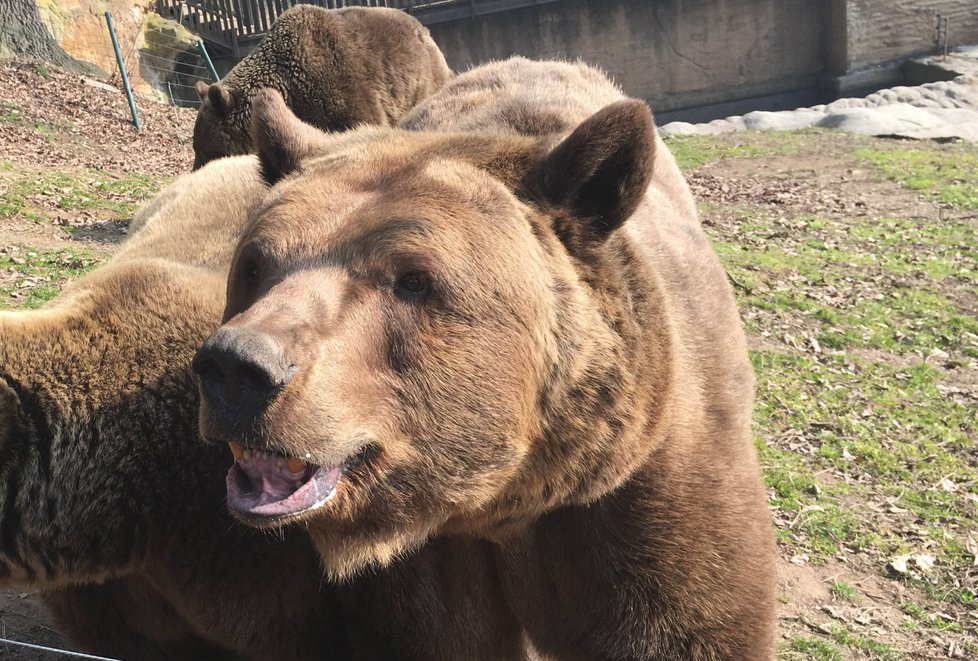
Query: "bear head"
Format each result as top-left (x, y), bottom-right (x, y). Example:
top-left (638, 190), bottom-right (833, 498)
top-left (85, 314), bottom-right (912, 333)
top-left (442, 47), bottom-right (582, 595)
top-left (193, 81), bottom-right (249, 170)
top-left (193, 90), bottom-right (660, 577)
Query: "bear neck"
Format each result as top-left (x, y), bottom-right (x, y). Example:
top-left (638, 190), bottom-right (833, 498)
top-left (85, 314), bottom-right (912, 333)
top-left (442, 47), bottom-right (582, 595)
top-left (463, 228), bottom-right (678, 539)
top-left (0, 300), bottom-right (226, 588)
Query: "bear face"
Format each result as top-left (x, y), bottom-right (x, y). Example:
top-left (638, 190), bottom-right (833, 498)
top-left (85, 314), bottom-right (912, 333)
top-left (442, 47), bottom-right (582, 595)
top-left (194, 90), bottom-right (663, 577)
top-left (193, 82), bottom-right (249, 170)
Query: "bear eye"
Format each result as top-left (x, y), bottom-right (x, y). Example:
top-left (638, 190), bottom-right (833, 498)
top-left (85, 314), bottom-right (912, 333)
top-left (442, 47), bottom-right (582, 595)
top-left (244, 259), bottom-right (261, 284)
top-left (394, 270), bottom-right (431, 299)
top-left (236, 245), bottom-right (264, 290)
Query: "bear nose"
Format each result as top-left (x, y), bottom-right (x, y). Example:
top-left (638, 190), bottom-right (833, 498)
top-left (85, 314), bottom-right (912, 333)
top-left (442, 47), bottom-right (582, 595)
top-left (193, 327), bottom-right (295, 411)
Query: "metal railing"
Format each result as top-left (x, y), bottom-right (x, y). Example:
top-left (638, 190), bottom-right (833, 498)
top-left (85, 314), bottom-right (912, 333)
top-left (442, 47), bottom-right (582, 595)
top-left (156, 0), bottom-right (561, 57)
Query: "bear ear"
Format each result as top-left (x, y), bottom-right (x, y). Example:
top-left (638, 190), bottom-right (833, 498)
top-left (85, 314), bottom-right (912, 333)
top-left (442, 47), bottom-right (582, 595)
top-left (206, 82), bottom-right (233, 117)
top-left (195, 80), bottom-right (209, 101)
top-left (251, 88), bottom-right (333, 186)
top-left (539, 99), bottom-right (656, 240)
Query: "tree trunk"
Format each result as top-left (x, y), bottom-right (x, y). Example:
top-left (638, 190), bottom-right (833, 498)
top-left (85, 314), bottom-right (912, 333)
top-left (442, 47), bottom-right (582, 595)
top-left (0, 0), bottom-right (102, 75)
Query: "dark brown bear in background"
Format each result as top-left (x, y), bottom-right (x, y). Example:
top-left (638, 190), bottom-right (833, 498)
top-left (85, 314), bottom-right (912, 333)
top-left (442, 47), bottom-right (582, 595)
top-left (0, 157), bottom-right (348, 661)
top-left (191, 5), bottom-right (452, 170)
top-left (194, 57), bottom-right (777, 660)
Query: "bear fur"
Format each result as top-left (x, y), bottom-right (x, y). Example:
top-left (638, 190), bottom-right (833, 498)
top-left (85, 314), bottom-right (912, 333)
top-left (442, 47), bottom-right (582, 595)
top-left (0, 156), bottom-right (349, 660)
top-left (191, 5), bottom-right (452, 170)
top-left (195, 58), bottom-right (777, 660)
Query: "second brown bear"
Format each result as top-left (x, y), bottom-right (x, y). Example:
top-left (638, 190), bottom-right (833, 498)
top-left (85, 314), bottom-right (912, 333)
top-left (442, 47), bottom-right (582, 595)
top-left (192, 5), bottom-right (452, 170)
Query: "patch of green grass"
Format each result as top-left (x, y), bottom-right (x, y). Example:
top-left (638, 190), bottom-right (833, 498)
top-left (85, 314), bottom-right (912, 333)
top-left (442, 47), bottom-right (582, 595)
top-left (857, 148), bottom-right (978, 210)
top-left (714, 213), bottom-right (978, 355)
top-left (0, 247), bottom-right (103, 309)
top-left (752, 349), bottom-right (977, 570)
top-left (754, 351), bottom-right (975, 483)
top-left (831, 289), bottom-right (978, 354)
top-left (0, 101), bottom-right (21, 122)
top-left (664, 132), bottom-right (798, 170)
top-left (700, 133), bottom-right (977, 657)
top-left (0, 101), bottom-right (73, 141)
top-left (783, 625), bottom-right (903, 659)
top-left (830, 581), bottom-right (858, 603)
top-left (902, 601), bottom-right (963, 632)
top-left (757, 436), bottom-right (878, 557)
top-left (828, 625), bottom-right (903, 659)
top-left (787, 636), bottom-right (843, 661)
top-left (0, 168), bottom-right (167, 224)
top-left (847, 216), bottom-right (977, 249)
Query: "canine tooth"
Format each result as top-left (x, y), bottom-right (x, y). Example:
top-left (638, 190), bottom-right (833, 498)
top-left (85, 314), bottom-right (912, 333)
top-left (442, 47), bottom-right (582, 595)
top-left (287, 457), bottom-right (307, 474)
top-left (228, 442), bottom-right (244, 461)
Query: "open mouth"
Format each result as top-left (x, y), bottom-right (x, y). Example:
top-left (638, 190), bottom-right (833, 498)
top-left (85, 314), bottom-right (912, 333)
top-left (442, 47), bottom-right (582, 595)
top-left (226, 442), bottom-right (342, 518)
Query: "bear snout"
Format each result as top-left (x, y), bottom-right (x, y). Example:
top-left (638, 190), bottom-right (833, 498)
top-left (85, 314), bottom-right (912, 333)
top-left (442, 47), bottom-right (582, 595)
top-left (193, 326), bottom-right (296, 434)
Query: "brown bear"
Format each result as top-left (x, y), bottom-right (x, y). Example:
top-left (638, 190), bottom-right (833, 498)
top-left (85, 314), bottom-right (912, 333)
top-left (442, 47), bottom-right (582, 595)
top-left (191, 5), bottom-right (452, 170)
top-left (0, 156), bottom-right (349, 660)
top-left (194, 57), bottom-right (777, 660)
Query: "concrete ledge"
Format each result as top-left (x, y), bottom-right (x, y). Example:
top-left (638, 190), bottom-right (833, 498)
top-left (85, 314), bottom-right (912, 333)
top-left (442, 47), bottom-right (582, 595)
top-left (820, 62), bottom-right (906, 98)
top-left (655, 87), bottom-right (822, 125)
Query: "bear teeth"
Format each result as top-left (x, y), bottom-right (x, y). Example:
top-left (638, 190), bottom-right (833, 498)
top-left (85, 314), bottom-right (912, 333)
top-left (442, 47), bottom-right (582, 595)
top-left (227, 441), bottom-right (309, 475)
top-left (228, 441), bottom-right (244, 461)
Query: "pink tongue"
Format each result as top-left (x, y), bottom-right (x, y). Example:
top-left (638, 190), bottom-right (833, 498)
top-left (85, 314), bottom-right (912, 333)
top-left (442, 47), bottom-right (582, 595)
top-left (236, 451), bottom-right (305, 503)
top-left (226, 448), bottom-right (341, 517)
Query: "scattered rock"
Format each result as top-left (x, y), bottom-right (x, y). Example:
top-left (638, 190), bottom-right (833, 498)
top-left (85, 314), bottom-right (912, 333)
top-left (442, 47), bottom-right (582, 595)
top-left (660, 55), bottom-right (978, 142)
top-left (742, 109), bottom-right (821, 131)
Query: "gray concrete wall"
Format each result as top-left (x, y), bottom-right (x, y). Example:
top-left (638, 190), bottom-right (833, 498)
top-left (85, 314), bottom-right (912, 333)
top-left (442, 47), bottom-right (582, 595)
top-left (428, 0), bottom-right (828, 114)
top-left (846, 0), bottom-right (978, 71)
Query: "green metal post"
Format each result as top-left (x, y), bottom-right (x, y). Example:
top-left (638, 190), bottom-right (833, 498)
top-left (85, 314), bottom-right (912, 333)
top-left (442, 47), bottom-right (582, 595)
top-left (104, 11), bottom-right (141, 131)
top-left (196, 40), bottom-right (220, 82)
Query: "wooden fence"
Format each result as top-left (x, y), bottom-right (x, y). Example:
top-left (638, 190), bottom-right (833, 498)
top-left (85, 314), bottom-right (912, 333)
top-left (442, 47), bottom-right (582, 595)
top-left (156, 0), bottom-right (561, 57)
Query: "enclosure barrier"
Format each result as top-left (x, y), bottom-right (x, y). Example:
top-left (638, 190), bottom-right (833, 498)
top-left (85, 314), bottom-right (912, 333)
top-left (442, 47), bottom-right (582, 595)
top-left (157, 0), bottom-right (563, 57)
top-left (104, 12), bottom-right (141, 131)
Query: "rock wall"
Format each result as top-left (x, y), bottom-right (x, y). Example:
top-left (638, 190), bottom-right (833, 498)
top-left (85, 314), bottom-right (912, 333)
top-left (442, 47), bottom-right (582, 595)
top-left (0, 0), bottom-right (101, 74)
top-left (3, 0), bottom-right (203, 100)
top-left (33, 0), bottom-right (154, 84)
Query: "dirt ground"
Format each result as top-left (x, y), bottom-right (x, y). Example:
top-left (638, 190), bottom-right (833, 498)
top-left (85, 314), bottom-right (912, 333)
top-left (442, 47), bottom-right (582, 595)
top-left (0, 58), bottom-right (976, 659)
top-left (683, 129), bottom-right (978, 659)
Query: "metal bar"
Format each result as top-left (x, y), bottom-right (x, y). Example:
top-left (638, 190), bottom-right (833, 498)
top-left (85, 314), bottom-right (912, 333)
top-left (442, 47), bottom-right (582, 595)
top-left (197, 39), bottom-right (221, 81)
top-left (0, 637), bottom-right (124, 661)
top-left (104, 11), bottom-right (141, 131)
